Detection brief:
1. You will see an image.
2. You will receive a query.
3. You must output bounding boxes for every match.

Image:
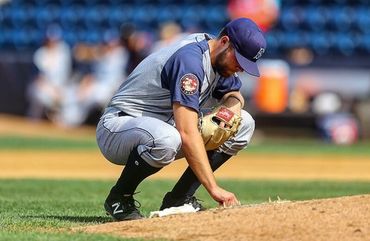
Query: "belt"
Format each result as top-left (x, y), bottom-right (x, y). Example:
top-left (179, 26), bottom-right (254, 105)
top-left (118, 111), bottom-right (129, 117)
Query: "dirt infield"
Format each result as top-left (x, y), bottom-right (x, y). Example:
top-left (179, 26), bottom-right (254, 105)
top-left (80, 194), bottom-right (370, 241)
top-left (2, 150), bottom-right (370, 180)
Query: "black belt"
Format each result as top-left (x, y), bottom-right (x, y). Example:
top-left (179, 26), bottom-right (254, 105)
top-left (118, 111), bottom-right (129, 117)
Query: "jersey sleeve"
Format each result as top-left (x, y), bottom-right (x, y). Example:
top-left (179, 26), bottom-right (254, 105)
top-left (212, 74), bottom-right (242, 100)
top-left (161, 45), bottom-right (205, 112)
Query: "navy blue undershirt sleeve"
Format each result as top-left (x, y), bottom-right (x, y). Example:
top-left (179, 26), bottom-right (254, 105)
top-left (212, 74), bottom-right (242, 100)
top-left (161, 43), bottom-right (205, 112)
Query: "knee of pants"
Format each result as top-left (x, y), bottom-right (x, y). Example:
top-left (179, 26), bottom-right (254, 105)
top-left (139, 127), bottom-right (182, 168)
top-left (220, 110), bottom-right (255, 155)
top-left (239, 110), bottom-right (256, 142)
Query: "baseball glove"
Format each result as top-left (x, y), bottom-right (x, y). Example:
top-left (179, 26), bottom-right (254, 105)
top-left (200, 106), bottom-right (242, 150)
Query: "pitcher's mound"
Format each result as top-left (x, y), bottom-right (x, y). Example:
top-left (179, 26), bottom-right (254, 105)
top-left (79, 194), bottom-right (369, 241)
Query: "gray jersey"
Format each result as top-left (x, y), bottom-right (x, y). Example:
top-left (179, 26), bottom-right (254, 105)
top-left (103, 33), bottom-right (241, 125)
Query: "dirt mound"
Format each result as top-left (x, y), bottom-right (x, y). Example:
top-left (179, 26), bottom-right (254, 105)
top-left (80, 194), bottom-right (369, 241)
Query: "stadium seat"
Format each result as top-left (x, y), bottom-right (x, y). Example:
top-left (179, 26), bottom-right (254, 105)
top-left (354, 7), bottom-right (370, 34)
top-left (303, 6), bottom-right (327, 31)
top-left (35, 4), bottom-right (61, 28)
top-left (131, 4), bottom-right (156, 25)
top-left (83, 5), bottom-right (109, 28)
top-left (333, 32), bottom-right (355, 56)
top-left (155, 4), bottom-right (181, 23)
top-left (0, 0), bottom-right (369, 58)
top-left (310, 32), bottom-right (331, 55)
top-left (280, 7), bottom-right (303, 30)
top-left (329, 6), bottom-right (354, 32)
top-left (180, 5), bottom-right (204, 31)
top-left (108, 4), bottom-right (134, 26)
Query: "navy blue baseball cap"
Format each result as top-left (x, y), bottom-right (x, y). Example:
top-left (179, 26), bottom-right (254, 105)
top-left (225, 18), bottom-right (266, 77)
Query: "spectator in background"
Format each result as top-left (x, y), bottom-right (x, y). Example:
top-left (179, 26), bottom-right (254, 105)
top-left (27, 25), bottom-right (72, 122)
top-left (72, 42), bottom-right (99, 81)
top-left (120, 23), bottom-right (152, 75)
top-left (59, 31), bottom-right (128, 127)
top-left (151, 22), bottom-right (185, 53)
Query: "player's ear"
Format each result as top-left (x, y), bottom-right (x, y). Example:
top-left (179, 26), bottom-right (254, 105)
top-left (220, 35), bottom-right (230, 46)
top-left (219, 36), bottom-right (231, 52)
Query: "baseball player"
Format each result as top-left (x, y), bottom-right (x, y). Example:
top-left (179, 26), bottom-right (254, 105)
top-left (96, 18), bottom-right (266, 221)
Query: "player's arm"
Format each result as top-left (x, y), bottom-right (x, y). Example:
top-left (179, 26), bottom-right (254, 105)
top-left (220, 90), bottom-right (244, 115)
top-left (173, 102), bottom-right (239, 207)
top-left (214, 75), bottom-right (244, 115)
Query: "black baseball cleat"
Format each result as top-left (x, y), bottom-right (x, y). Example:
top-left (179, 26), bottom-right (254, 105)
top-left (159, 192), bottom-right (206, 211)
top-left (104, 194), bottom-right (144, 221)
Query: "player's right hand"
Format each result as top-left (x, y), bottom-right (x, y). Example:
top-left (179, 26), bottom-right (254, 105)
top-left (209, 186), bottom-right (240, 208)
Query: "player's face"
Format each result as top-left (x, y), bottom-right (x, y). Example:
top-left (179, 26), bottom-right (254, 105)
top-left (214, 44), bottom-right (243, 78)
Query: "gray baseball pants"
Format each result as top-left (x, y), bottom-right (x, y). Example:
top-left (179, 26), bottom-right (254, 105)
top-left (96, 110), bottom-right (255, 168)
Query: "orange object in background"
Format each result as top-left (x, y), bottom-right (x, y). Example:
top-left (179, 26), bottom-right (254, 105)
top-left (254, 60), bottom-right (290, 113)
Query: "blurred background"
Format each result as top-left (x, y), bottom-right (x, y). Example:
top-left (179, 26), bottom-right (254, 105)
top-left (0, 0), bottom-right (369, 145)
top-left (0, 2), bottom-right (369, 238)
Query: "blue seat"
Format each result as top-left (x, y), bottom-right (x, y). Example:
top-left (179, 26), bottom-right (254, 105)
top-left (310, 31), bottom-right (331, 55)
top-left (131, 4), bottom-right (156, 25)
top-left (0, 6), bottom-right (14, 28)
top-left (0, 27), bottom-right (13, 48)
top-left (10, 28), bottom-right (30, 48)
top-left (330, 6), bottom-right (354, 32)
top-left (33, 0), bottom-right (60, 6)
top-left (24, 27), bottom-right (43, 47)
top-left (156, 0), bottom-right (177, 4)
top-left (353, 7), bottom-right (370, 34)
top-left (181, 0), bottom-right (200, 4)
top-left (131, 0), bottom-right (153, 3)
top-left (84, 28), bottom-right (102, 44)
top-left (280, 7), bottom-right (303, 30)
top-left (0, 27), bottom-right (6, 46)
top-left (362, 34), bottom-right (370, 52)
top-left (35, 4), bottom-right (61, 28)
top-left (83, 5), bottom-right (109, 28)
top-left (303, 6), bottom-right (327, 31)
top-left (206, 0), bottom-right (225, 3)
top-left (203, 5), bottom-right (227, 26)
top-left (155, 4), bottom-right (181, 23)
top-left (107, 4), bottom-right (134, 27)
top-left (180, 5), bottom-right (204, 31)
top-left (265, 31), bottom-right (283, 54)
top-left (333, 32), bottom-right (355, 56)
top-left (63, 29), bottom-right (79, 46)
top-left (306, 0), bottom-right (322, 4)
top-left (282, 31), bottom-right (302, 49)
top-left (60, 5), bottom-right (84, 27)
top-left (9, 5), bottom-right (34, 28)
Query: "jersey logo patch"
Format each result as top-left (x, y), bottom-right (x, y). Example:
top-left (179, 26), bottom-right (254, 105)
top-left (180, 74), bottom-right (199, 95)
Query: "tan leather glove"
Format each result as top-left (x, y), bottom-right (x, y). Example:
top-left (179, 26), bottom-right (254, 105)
top-left (200, 106), bottom-right (242, 151)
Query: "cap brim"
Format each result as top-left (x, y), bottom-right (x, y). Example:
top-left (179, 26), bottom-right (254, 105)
top-left (235, 51), bottom-right (260, 77)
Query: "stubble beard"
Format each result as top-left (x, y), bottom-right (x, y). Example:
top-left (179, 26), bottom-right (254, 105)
top-left (213, 48), bottom-right (233, 78)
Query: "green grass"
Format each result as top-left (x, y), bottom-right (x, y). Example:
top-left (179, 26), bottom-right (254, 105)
top-left (0, 232), bottom-right (145, 241)
top-left (0, 179), bottom-right (369, 241)
top-left (247, 139), bottom-right (370, 155)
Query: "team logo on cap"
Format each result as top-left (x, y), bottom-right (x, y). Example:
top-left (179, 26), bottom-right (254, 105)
top-left (180, 74), bottom-right (198, 95)
top-left (253, 48), bottom-right (265, 60)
